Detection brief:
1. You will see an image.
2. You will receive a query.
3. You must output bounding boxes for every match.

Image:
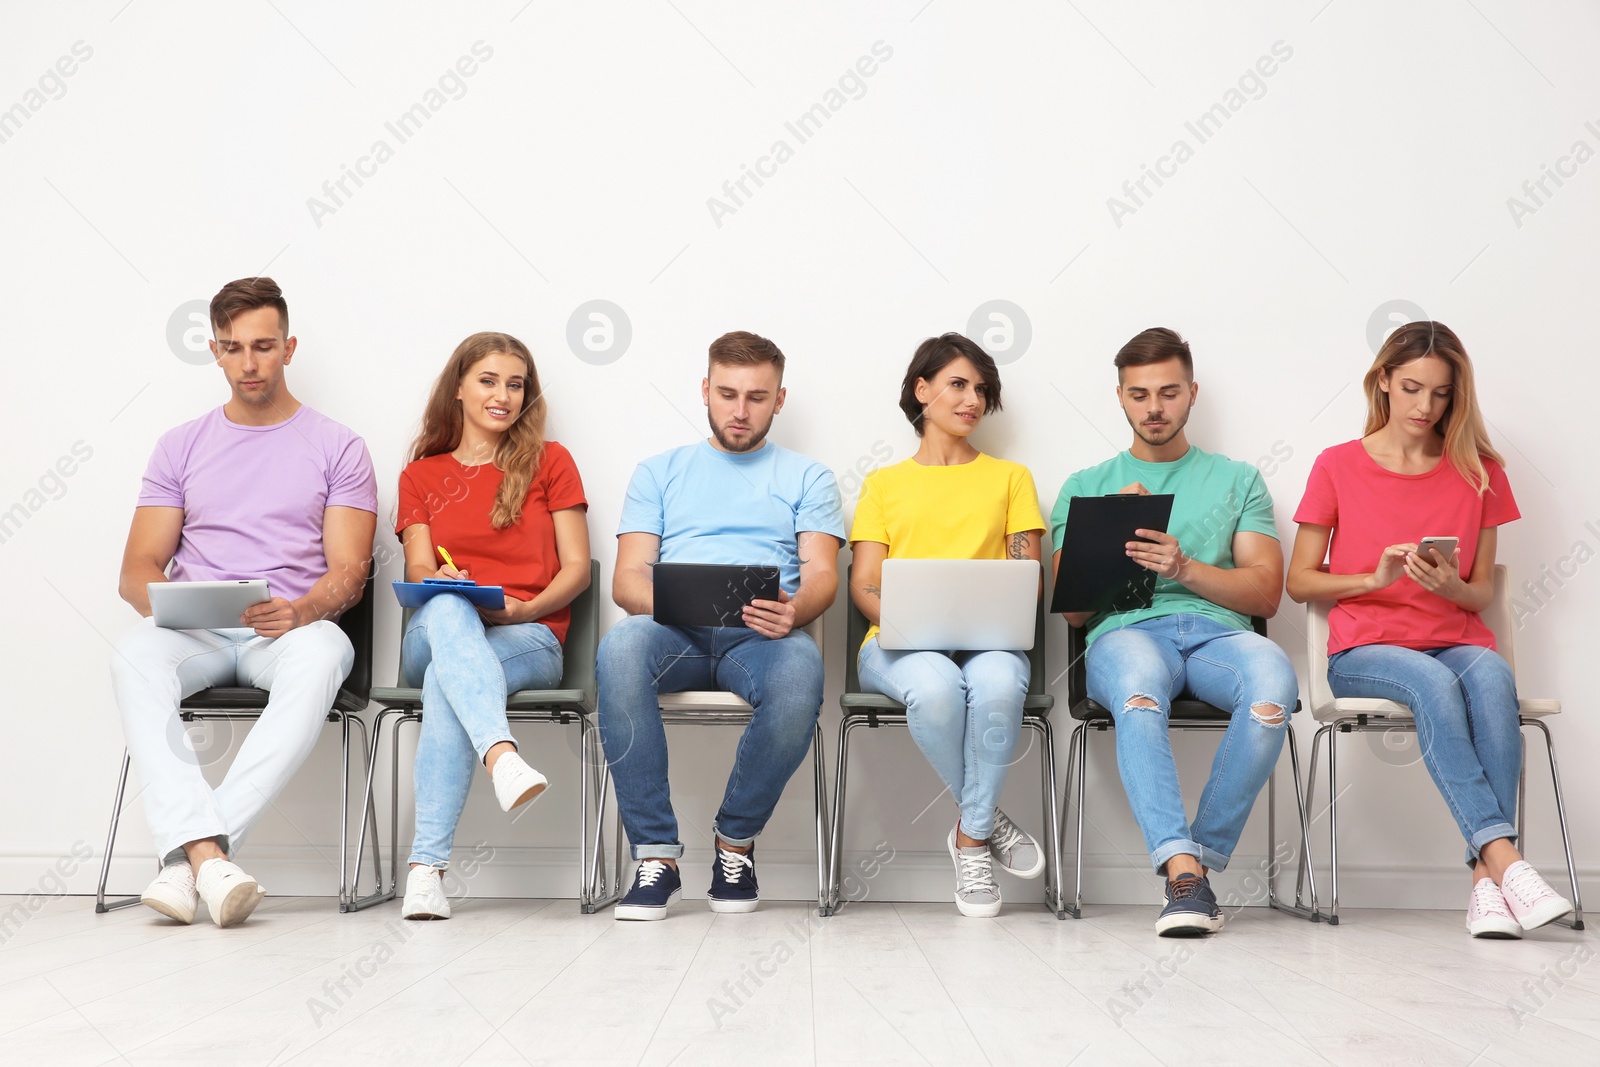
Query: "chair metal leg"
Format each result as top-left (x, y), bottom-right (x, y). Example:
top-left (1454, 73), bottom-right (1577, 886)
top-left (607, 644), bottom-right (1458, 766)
top-left (1267, 727), bottom-right (1319, 922)
top-left (1026, 718), bottom-right (1066, 919)
top-left (343, 708), bottom-right (404, 912)
top-left (96, 750), bottom-right (143, 913)
top-left (338, 712), bottom-right (351, 908)
top-left (579, 715), bottom-right (624, 913)
top-left (813, 721), bottom-right (831, 916)
top-left (341, 715), bottom-right (384, 911)
top-left (1525, 718), bottom-right (1585, 930)
top-left (824, 717), bottom-right (858, 915)
top-left (1326, 723), bottom-right (1342, 926)
top-left (1063, 722), bottom-right (1088, 919)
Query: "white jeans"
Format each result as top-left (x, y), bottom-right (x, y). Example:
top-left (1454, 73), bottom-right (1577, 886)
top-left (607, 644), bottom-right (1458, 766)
top-left (109, 618), bottom-right (354, 862)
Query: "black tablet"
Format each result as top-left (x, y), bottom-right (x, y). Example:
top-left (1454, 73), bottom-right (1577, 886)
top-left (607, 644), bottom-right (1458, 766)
top-left (1050, 493), bottom-right (1176, 615)
top-left (652, 563), bottom-right (782, 628)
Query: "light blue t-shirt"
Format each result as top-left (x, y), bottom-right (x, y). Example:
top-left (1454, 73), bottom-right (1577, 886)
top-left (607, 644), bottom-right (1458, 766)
top-left (618, 440), bottom-right (846, 593)
top-left (1051, 446), bottom-right (1279, 645)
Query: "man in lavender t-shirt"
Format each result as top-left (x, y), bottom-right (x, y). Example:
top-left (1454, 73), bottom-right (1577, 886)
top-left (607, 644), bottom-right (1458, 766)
top-left (111, 277), bottom-right (377, 929)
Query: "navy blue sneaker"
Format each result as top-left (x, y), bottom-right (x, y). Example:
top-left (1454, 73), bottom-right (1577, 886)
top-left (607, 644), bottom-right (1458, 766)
top-left (1156, 872), bottom-right (1224, 937)
top-left (708, 843), bottom-right (759, 914)
top-left (614, 860), bottom-right (681, 921)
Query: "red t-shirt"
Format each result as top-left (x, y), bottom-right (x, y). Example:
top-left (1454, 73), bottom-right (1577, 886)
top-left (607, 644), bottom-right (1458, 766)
top-left (1293, 439), bottom-right (1518, 656)
top-left (396, 442), bottom-right (587, 644)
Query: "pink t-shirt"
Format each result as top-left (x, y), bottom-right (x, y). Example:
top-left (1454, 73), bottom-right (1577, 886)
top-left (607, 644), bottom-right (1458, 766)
top-left (138, 406), bottom-right (378, 604)
top-left (1293, 439), bottom-right (1518, 655)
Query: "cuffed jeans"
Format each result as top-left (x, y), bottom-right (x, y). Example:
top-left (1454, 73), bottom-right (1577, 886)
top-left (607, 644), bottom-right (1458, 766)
top-left (857, 638), bottom-right (1029, 839)
top-left (1086, 613), bottom-right (1297, 872)
top-left (402, 593), bottom-right (563, 868)
top-left (595, 615), bottom-right (823, 860)
top-left (110, 617), bottom-right (354, 862)
top-left (1328, 642), bottom-right (1520, 868)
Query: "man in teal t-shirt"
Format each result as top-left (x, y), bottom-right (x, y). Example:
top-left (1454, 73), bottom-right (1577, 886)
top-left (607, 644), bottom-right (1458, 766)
top-left (1051, 327), bottom-right (1297, 938)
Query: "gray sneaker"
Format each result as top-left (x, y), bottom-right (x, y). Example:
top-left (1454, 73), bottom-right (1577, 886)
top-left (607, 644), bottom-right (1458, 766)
top-left (947, 826), bottom-right (1001, 917)
top-left (987, 809), bottom-right (1045, 879)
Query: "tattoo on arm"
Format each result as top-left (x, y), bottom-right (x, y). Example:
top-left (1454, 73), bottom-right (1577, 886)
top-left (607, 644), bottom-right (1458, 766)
top-left (863, 584), bottom-right (881, 599)
top-left (1008, 533), bottom-right (1027, 560)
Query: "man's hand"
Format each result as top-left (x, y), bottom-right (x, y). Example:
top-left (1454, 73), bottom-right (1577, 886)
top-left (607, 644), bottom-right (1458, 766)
top-left (1127, 528), bottom-right (1187, 582)
top-left (242, 597), bottom-right (302, 638)
top-left (743, 588), bottom-right (797, 639)
top-left (1116, 482), bottom-right (1151, 495)
top-left (478, 593), bottom-right (533, 627)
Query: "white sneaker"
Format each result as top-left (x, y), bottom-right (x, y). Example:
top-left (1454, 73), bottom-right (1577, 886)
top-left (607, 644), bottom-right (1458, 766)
top-left (401, 865), bottom-right (451, 920)
top-left (947, 826), bottom-right (1002, 918)
top-left (491, 751), bottom-right (548, 812)
top-left (987, 809), bottom-right (1046, 880)
top-left (195, 858), bottom-right (265, 928)
top-left (140, 862), bottom-right (197, 924)
top-left (1466, 877), bottom-right (1522, 939)
top-left (1499, 861), bottom-right (1573, 931)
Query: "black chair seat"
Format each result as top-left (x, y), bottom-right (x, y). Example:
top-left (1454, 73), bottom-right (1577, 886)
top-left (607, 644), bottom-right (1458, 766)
top-left (841, 692), bottom-right (1056, 715)
top-left (371, 685), bottom-right (591, 718)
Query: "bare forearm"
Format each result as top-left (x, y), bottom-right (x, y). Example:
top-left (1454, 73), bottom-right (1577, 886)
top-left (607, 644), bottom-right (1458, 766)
top-left (614, 568), bottom-right (654, 616)
top-left (1180, 561), bottom-right (1281, 617)
top-left (1286, 567), bottom-right (1380, 604)
top-left (119, 562), bottom-right (169, 617)
top-left (790, 576), bottom-right (837, 629)
top-left (528, 560), bottom-right (590, 620)
top-left (293, 559), bottom-right (371, 624)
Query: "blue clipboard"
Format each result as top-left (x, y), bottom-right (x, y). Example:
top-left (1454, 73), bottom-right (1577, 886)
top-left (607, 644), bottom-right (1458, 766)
top-left (392, 578), bottom-right (506, 610)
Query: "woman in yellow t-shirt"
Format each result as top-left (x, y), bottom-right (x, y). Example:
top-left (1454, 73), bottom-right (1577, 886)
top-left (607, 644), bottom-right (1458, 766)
top-left (849, 332), bottom-right (1047, 918)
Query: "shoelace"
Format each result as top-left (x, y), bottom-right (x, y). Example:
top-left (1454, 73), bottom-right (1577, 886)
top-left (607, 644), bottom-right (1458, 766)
top-left (717, 848), bottom-right (753, 884)
top-left (1472, 879), bottom-right (1510, 915)
top-left (1168, 876), bottom-right (1206, 901)
top-left (636, 860), bottom-right (670, 887)
top-left (1499, 864), bottom-right (1546, 906)
top-left (988, 812), bottom-right (1025, 853)
top-left (954, 850), bottom-right (997, 893)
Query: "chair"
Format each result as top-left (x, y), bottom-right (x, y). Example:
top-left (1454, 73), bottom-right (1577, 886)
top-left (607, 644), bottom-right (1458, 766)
top-left (97, 576), bottom-right (381, 913)
top-left (1060, 615), bottom-right (1318, 922)
top-left (1302, 564), bottom-right (1584, 928)
top-left (826, 567), bottom-right (1064, 918)
top-left (356, 559), bottom-right (623, 913)
top-left (653, 618), bottom-right (832, 915)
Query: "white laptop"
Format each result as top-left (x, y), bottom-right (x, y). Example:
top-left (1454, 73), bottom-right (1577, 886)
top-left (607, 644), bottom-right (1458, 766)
top-left (876, 559), bottom-right (1039, 651)
top-left (149, 580), bottom-right (271, 630)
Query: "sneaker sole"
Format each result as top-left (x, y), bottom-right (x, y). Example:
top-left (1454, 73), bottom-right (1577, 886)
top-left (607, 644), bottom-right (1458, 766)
top-left (139, 889), bottom-right (195, 925)
top-left (402, 908), bottom-right (451, 921)
top-left (501, 780), bottom-right (548, 813)
top-left (615, 887), bottom-right (681, 921)
top-left (211, 882), bottom-right (265, 928)
top-left (1155, 911), bottom-right (1224, 937)
top-left (954, 894), bottom-right (1002, 918)
top-left (707, 896), bottom-right (759, 914)
top-left (1511, 897), bottom-right (1573, 931)
top-left (1468, 917), bottom-right (1523, 939)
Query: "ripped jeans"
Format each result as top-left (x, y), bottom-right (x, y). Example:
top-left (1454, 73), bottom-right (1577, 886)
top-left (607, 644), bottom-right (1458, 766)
top-left (1086, 613), bottom-right (1298, 872)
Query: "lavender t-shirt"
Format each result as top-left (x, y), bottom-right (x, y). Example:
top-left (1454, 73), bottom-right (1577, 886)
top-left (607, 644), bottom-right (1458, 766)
top-left (138, 405), bottom-right (378, 603)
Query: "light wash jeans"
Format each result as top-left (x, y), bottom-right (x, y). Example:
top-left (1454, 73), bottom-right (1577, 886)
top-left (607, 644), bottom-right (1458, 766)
top-left (1328, 642), bottom-right (1520, 867)
top-left (857, 638), bottom-right (1029, 839)
top-left (110, 617), bottom-right (354, 862)
top-left (595, 615), bottom-right (823, 859)
top-left (1086, 613), bottom-right (1297, 872)
top-left (402, 593), bottom-right (563, 868)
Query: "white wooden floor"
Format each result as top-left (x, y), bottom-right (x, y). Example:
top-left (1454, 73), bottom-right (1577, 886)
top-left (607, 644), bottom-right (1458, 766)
top-left (2, 892), bottom-right (1597, 1065)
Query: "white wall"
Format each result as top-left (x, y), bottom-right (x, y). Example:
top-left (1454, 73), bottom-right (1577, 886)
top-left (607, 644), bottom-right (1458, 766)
top-left (3, 1), bottom-right (1597, 911)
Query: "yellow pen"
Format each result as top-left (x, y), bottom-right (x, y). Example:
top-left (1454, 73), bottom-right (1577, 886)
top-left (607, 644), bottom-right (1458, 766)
top-left (437, 546), bottom-right (459, 571)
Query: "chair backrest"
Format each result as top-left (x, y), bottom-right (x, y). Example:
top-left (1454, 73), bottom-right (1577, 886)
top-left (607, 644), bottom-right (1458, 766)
top-left (337, 575), bottom-right (376, 707)
top-left (843, 563), bottom-right (1049, 695)
top-left (1303, 564), bottom-right (1513, 710)
top-left (393, 559), bottom-right (602, 700)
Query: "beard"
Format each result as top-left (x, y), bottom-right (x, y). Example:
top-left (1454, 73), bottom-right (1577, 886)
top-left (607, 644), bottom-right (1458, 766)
top-left (1128, 405), bottom-right (1191, 448)
top-left (709, 413), bottom-right (773, 454)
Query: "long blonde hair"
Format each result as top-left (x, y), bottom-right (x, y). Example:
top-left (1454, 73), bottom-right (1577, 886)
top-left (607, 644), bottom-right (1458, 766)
top-left (1362, 321), bottom-right (1502, 493)
top-left (409, 332), bottom-right (547, 528)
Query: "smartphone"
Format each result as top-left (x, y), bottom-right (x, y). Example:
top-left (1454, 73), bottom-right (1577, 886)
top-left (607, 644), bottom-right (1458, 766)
top-left (1418, 536), bottom-right (1458, 561)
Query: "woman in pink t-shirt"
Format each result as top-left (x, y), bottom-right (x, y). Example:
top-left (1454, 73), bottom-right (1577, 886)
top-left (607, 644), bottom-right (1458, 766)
top-left (1286, 321), bottom-right (1571, 937)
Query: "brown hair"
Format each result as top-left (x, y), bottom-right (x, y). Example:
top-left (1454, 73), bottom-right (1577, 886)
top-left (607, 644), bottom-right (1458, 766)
top-left (1114, 326), bottom-right (1193, 380)
top-left (898, 332), bottom-right (1002, 434)
top-left (210, 277), bottom-right (288, 336)
top-left (409, 332), bottom-right (548, 528)
top-left (1363, 321), bottom-right (1502, 494)
top-left (708, 330), bottom-right (785, 379)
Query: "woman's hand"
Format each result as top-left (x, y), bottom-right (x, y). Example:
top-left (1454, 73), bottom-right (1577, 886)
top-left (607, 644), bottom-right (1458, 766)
top-left (1403, 545), bottom-right (1465, 600)
top-left (1365, 543), bottom-right (1416, 592)
top-left (478, 593), bottom-right (535, 626)
top-left (435, 564), bottom-right (469, 580)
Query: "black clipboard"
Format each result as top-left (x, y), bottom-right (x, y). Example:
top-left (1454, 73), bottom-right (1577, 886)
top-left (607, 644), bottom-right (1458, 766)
top-left (1050, 493), bottom-right (1176, 614)
top-left (653, 563), bottom-right (781, 628)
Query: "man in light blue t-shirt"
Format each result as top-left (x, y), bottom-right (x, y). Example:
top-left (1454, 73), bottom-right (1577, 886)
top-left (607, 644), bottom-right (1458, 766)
top-left (598, 331), bottom-right (844, 921)
top-left (1051, 327), bottom-right (1296, 938)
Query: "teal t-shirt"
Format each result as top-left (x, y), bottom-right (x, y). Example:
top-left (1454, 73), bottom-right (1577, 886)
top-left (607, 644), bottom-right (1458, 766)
top-left (1050, 446), bottom-right (1279, 645)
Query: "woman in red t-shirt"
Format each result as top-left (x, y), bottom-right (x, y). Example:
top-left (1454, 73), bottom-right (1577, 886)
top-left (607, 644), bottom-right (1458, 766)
top-left (394, 332), bottom-right (590, 920)
top-left (1286, 321), bottom-right (1570, 937)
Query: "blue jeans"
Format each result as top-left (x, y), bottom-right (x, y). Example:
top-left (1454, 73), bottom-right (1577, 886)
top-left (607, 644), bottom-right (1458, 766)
top-left (595, 615), bottom-right (823, 859)
top-left (402, 593), bottom-right (563, 868)
top-left (1086, 614), bottom-right (1297, 872)
top-left (857, 639), bottom-right (1029, 839)
top-left (1328, 642), bottom-right (1520, 867)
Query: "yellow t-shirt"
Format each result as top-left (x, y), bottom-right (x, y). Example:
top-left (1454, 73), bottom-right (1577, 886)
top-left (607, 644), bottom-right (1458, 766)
top-left (849, 453), bottom-right (1046, 647)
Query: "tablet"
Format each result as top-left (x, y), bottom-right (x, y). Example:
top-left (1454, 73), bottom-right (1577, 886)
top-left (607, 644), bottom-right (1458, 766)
top-left (877, 559), bottom-right (1038, 651)
top-left (1050, 493), bottom-right (1176, 615)
top-left (653, 563), bottom-right (781, 628)
top-left (149, 580), bottom-right (271, 630)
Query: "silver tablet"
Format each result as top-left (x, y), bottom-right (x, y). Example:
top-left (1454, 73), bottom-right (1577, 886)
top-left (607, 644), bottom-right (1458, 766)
top-left (148, 580), bottom-right (271, 630)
